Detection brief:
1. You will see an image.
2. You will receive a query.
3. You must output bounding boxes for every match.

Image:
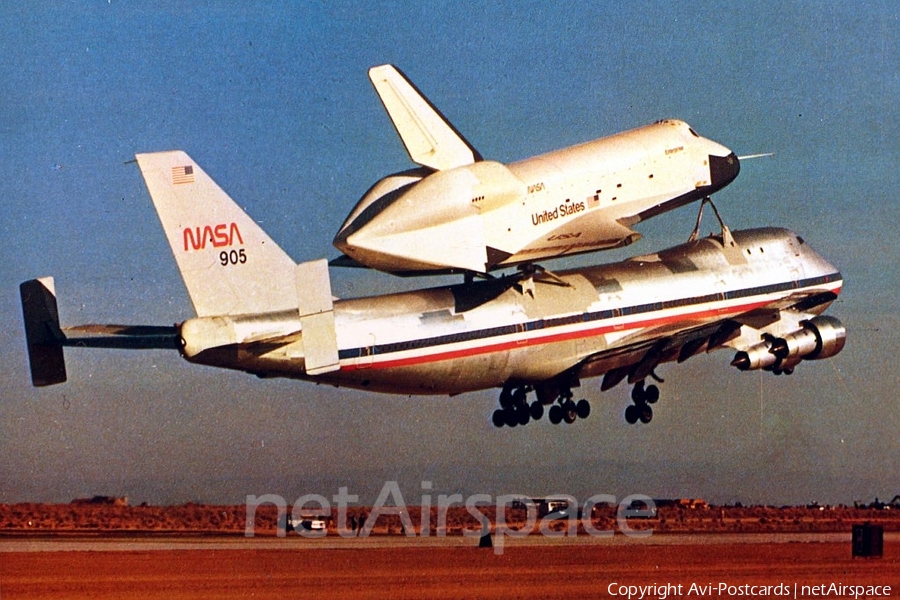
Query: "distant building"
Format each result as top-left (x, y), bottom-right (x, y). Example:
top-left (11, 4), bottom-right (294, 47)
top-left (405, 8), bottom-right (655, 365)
top-left (510, 497), bottom-right (576, 518)
top-left (71, 495), bottom-right (129, 507)
top-left (653, 498), bottom-right (708, 510)
top-left (858, 496), bottom-right (900, 510)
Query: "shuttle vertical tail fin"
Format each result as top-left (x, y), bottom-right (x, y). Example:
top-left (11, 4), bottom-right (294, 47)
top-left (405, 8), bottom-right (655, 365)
top-left (135, 151), bottom-right (298, 317)
top-left (369, 64), bottom-right (481, 171)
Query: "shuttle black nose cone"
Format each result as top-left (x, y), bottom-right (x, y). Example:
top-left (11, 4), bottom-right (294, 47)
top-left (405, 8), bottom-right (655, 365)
top-left (709, 152), bottom-right (740, 189)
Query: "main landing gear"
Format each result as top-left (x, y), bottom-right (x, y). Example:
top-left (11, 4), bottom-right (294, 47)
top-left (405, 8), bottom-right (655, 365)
top-left (492, 383), bottom-right (590, 428)
top-left (624, 380), bottom-right (659, 425)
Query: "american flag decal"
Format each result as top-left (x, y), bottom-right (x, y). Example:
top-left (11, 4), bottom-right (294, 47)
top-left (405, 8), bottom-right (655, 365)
top-left (172, 165), bottom-right (195, 185)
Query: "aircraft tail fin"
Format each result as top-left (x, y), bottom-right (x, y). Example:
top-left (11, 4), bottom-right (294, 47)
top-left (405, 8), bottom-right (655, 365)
top-left (20, 277), bottom-right (67, 386)
top-left (135, 151), bottom-right (298, 317)
top-left (368, 64), bottom-right (481, 171)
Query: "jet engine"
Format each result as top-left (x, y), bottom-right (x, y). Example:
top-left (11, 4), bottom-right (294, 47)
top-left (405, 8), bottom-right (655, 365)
top-left (731, 316), bottom-right (846, 374)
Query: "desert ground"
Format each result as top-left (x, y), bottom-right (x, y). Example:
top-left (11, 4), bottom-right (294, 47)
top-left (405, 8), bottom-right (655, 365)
top-left (2, 503), bottom-right (899, 598)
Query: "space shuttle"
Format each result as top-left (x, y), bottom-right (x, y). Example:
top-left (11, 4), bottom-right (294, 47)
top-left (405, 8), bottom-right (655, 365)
top-left (333, 64), bottom-right (740, 275)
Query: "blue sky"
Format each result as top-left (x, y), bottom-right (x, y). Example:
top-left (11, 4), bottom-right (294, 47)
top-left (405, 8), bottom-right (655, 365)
top-left (1, 2), bottom-right (898, 506)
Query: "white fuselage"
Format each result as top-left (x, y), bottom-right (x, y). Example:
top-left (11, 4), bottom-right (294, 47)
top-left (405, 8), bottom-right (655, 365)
top-left (181, 228), bottom-right (843, 396)
top-left (334, 120), bottom-right (739, 274)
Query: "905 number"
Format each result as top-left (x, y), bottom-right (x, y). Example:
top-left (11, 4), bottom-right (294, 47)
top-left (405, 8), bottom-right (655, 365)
top-left (220, 249), bottom-right (247, 266)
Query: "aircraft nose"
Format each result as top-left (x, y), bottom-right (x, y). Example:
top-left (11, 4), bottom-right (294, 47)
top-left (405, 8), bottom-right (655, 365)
top-left (709, 152), bottom-right (740, 188)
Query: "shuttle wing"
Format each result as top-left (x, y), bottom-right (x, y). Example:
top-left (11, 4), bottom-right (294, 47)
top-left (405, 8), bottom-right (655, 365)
top-left (369, 64), bottom-right (481, 171)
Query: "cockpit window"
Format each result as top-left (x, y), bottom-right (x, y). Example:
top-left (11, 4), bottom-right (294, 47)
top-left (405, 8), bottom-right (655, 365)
top-left (796, 236), bottom-right (805, 245)
top-left (688, 127), bottom-right (700, 138)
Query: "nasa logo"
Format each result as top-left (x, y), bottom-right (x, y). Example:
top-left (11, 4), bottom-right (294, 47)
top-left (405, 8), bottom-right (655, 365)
top-left (183, 223), bottom-right (244, 252)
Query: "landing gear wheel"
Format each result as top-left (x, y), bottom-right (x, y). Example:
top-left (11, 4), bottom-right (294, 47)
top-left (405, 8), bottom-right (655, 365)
top-left (529, 401), bottom-right (544, 421)
top-left (563, 400), bottom-right (577, 424)
top-left (639, 404), bottom-right (653, 424)
top-left (549, 404), bottom-right (563, 425)
top-left (516, 404), bottom-right (530, 426)
top-left (631, 382), bottom-right (645, 403)
top-left (576, 399), bottom-right (591, 419)
top-left (512, 387), bottom-right (527, 406)
top-left (503, 406), bottom-right (519, 428)
top-left (499, 386), bottom-right (513, 409)
top-left (625, 404), bottom-right (639, 425)
top-left (492, 409), bottom-right (505, 428)
top-left (628, 380), bottom-right (660, 424)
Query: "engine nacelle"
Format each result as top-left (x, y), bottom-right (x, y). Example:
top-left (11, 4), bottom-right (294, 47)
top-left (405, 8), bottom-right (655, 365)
top-left (770, 316), bottom-right (846, 361)
top-left (730, 339), bottom-right (779, 371)
top-left (731, 316), bottom-right (846, 371)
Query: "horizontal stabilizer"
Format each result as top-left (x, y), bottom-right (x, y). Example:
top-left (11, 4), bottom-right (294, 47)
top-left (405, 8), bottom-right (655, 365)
top-left (62, 324), bottom-right (180, 350)
top-left (20, 277), bottom-right (181, 387)
top-left (20, 278), bottom-right (66, 386)
top-left (369, 64), bottom-right (481, 171)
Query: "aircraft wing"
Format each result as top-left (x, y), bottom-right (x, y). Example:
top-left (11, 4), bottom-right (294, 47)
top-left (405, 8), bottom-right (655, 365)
top-left (368, 64), bottom-right (482, 171)
top-left (576, 291), bottom-right (841, 392)
top-left (577, 319), bottom-right (735, 391)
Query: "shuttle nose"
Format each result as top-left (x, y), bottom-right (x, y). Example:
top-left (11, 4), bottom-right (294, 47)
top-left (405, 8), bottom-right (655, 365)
top-left (709, 152), bottom-right (740, 188)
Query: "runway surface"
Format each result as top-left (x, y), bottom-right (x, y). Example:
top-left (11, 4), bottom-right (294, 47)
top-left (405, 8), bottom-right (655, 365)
top-left (2, 531), bottom-right (895, 552)
top-left (2, 534), bottom-right (898, 599)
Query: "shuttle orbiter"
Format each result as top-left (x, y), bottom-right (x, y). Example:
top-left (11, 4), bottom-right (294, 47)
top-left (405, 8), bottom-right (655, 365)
top-left (333, 64), bottom-right (740, 275)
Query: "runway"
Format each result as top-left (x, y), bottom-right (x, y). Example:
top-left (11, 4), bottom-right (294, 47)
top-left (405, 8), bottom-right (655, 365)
top-left (1, 531), bottom-right (892, 552)
top-left (2, 534), bottom-right (898, 599)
